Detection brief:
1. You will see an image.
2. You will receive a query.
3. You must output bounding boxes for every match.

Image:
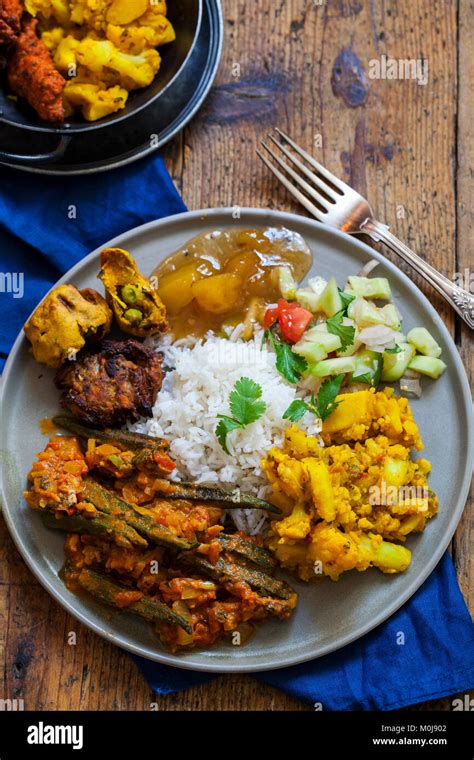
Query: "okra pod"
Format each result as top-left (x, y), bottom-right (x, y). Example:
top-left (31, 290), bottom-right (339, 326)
top-left (177, 553), bottom-right (295, 602)
top-left (53, 416), bottom-right (169, 453)
top-left (42, 510), bottom-right (147, 549)
top-left (78, 568), bottom-right (192, 633)
top-left (217, 534), bottom-right (277, 572)
top-left (152, 480), bottom-right (281, 514)
top-left (82, 478), bottom-right (197, 552)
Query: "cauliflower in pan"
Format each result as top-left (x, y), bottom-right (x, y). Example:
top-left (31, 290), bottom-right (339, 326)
top-left (22, 0), bottom-right (175, 121)
top-left (263, 389), bottom-right (438, 582)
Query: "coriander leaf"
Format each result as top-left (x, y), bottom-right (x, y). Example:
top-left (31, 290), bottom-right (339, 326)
top-left (315, 373), bottom-right (345, 421)
top-left (265, 326), bottom-right (307, 384)
top-left (229, 377), bottom-right (267, 425)
top-left (326, 310), bottom-right (356, 352)
top-left (215, 377), bottom-right (267, 454)
top-left (275, 342), bottom-right (308, 384)
top-left (351, 372), bottom-right (373, 385)
top-left (372, 353), bottom-right (383, 387)
top-left (283, 399), bottom-right (313, 423)
top-left (385, 345), bottom-right (402, 354)
top-left (338, 289), bottom-right (356, 314)
top-left (215, 416), bottom-right (244, 455)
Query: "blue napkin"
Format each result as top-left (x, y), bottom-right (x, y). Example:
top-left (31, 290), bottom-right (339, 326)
top-left (1, 156), bottom-right (473, 711)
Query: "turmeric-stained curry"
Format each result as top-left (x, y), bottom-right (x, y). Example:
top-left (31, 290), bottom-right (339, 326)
top-left (263, 388), bottom-right (437, 581)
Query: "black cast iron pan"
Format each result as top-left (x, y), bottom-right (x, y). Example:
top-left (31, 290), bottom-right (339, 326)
top-left (0, 0), bottom-right (202, 165)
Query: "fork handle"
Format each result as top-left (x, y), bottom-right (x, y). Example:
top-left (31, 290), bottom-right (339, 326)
top-left (361, 219), bottom-right (474, 329)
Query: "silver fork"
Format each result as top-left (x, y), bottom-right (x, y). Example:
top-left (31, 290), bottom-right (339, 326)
top-left (257, 128), bottom-right (474, 329)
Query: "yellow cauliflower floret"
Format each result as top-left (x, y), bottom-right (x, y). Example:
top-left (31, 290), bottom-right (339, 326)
top-left (69, 0), bottom-right (108, 30)
top-left (274, 502), bottom-right (312, 541)
top-left (106, 15), bottom-right (174, 54)
top-left (283, 424), bottom-right (321, 459)
top-left (63, 82), bottom-right (128, 121)
top-left (66, 38), bottom-right (160, 90)
top-left (26, 0), bottom-right (70, 24)
top-left (41, 27), bottom-right (66, 52)
top-left (54, 36), bottom-right (81, 71)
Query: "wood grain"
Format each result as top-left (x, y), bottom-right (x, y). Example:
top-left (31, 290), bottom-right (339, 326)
top-left (0, 0), bottom-right (471, 711)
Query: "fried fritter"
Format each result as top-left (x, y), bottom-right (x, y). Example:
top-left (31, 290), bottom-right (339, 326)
top-left (0, 0), bottom-right (22, 69)
top-left (0, 0), bottom-right (22, 45)
top-left (24, 285), bottom-right (112, 369)
top-left (99, 248), bottom-right (168, 338)
top-left (55, 339), bottom-right (165, 428)
top-left (7, 17), bottom-right (65, 122)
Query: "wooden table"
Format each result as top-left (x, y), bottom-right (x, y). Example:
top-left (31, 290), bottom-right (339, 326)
top-left (1, 0), bottom-right (472, 711)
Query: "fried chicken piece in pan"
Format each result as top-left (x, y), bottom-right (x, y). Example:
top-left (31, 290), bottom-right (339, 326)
top-left (7, 17), bottom-right (65, 122)
top-left (55, 339), bottom-right (166, 428)
top-left (0, 0), bottom-right (23, 69)
top-left (0, 0), bottom-right (22, 45)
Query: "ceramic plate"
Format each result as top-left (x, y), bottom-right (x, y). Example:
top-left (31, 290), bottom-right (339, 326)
top-left (1, 208), bottom-right (472, 673)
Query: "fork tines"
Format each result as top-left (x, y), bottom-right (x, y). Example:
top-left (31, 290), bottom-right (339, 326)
top-left (257, 128), bottom-right (345, 222)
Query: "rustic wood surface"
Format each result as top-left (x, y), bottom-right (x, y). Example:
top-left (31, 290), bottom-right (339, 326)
top-left (1, 0), bottom-right (472, 711)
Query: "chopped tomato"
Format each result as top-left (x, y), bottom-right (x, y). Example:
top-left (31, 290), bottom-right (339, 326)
top-left (277, 299), bottom-right (313, 343)
top-left (263, 305), bottom-right (279, 329)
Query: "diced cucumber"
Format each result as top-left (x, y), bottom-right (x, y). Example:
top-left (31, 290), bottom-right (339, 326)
top-left (407, 327), bottom-right (442, 358)
top-left (348, 298), bottom-right (383, 326)
top-left (307, 276), bottom-right (328, 297)
top-left (381, 343), bottom-right (415, 382)
top-left (337, 337), bottom-right (363, 357)
top-left (380, 304), bottom-right (401, 331)
top-left (310, 356), bottom-right (357, 377)
top-left (295, 288), bottom-right (320, 312)
top-left (408, 355), bottom-right (447, 379)
top-left (277, 266), bottom-right (297, 300)
top-left (351, 349), bottom-right (381, 384)
top-left (347, 276), bottom-right (392, 300)
top-left (292, 326), bottom-right (341, 363)
top-left (316, 276), bottom-right (343, 317)
top-left (349, 298), bottom-right (401, 330)
top-left (292, 342), bottom-right (328, 364)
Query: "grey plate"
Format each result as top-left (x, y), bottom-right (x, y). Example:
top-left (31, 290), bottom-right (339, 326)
top-left (0, 0), bottom-right (223, 175)
top-left (1, 208), bottom-right (472, 673)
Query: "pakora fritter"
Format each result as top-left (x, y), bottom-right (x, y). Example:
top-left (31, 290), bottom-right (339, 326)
top-left (54, 338), bottom-right (165, 428)
top-left (99, 247), bottom-right (168, 337)
top-left (24, 284), bottom-right (112, 368)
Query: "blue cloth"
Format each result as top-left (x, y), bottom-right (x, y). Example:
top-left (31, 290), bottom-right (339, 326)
top-left (1, 157), bottom-right (473, 711)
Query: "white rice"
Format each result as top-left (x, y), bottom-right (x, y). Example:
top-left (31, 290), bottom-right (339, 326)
top-left (132, 333), bottom-right (322, 534)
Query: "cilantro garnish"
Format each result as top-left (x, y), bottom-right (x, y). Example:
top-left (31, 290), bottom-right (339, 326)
top-left (216, 377), bottom-right (267, 454)
top-left (283, 373), bottom-right (345, 423)
top-left (326, 310), bottom-right (356, 352)
top-left (263, 326), bottom-right (307, 384)
top-left (338, 289), bottom-right (356, 314)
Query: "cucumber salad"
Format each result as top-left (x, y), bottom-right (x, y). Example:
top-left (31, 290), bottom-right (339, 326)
top-left (261, 263), bottom-right (446, 397)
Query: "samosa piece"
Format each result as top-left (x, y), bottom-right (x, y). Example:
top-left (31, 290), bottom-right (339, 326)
top-left (24, 285), bottom-right (112, 368)
top-left (99, 247), bottom-right (168, 337)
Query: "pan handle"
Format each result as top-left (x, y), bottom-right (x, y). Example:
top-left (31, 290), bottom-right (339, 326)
top-left (0, 134), bottom-right (72, 165)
